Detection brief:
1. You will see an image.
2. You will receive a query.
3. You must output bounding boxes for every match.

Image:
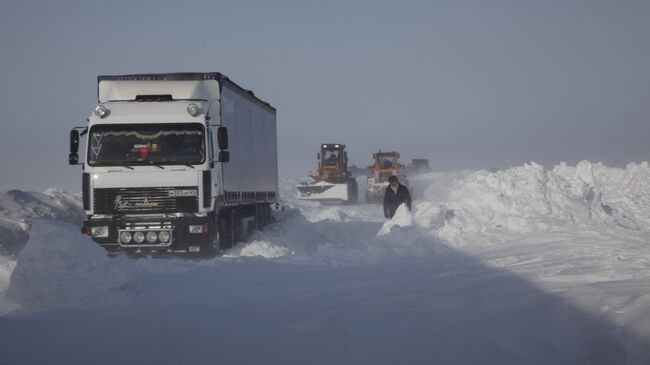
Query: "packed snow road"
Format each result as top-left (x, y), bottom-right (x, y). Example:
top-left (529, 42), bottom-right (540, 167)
top-left (1, 161), bottom-right (650, 364)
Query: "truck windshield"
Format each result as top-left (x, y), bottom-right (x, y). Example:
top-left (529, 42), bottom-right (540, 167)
top-left (87, 123), bottom-right (205, 166)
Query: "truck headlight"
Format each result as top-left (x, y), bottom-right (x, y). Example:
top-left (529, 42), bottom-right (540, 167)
top-left (91, 226), bottom-right (109, 238)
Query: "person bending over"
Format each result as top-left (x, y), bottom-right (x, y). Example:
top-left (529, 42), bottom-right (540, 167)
top-left (383, 175), bottom-right (411, 219)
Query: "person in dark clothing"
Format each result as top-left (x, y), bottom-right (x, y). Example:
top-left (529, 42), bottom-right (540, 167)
top-left (383, 175), bottom-right (412, 219)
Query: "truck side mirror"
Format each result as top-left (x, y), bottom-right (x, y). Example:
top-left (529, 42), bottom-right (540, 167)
top-left (217, 127), bottom-right (228, 150)
top-left (70, 130), bottom-right (80, 153)
top-left (317, 153), bottom-right (320, 160)
top-left (219, 150), bottom-right (230, 163)
top-left (69, 129), bottom-right (80, 165)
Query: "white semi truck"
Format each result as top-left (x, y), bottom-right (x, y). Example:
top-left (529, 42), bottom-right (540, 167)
top-left (69, 73), bottom-right (278, 255)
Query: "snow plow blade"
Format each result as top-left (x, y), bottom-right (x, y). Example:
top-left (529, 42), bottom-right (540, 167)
top-left (297, 182), bottom-right (350, 203)
top-left (365, 178), bottom-right (388, 204)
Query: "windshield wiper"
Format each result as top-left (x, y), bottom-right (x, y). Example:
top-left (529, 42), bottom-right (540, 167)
top-left (164, 159), bottom-right (195, 168)
top-left (151, 164), bottom-right (165, 169)
top-left (122, 165), bottom-right (134, 170)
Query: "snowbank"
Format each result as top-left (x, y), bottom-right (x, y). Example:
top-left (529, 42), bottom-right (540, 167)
top-left (229, 203), bottom-right (445, 266)
top-left (416, 161), bottom-right (650, 245)
top-left (0, 255), bottom-right (18, 314)
top-left (0, 188), bottom-right (83, 256)
top-left (5, 220), bottom-right (189, 310)
top-left (5, 220), bottom-right (130, 309)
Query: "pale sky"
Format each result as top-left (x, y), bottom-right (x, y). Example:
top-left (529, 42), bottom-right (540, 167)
top-left (1, 0), bottom-right (649, 191)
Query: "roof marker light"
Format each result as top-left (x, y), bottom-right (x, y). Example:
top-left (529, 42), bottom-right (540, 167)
top-left (187, 103), bottom-right (202, 117)
top-left (94, 104), bottom-right (110, 118)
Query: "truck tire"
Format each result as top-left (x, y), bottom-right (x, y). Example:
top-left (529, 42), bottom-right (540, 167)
top-left (256, 203), bottom-right (271, 229)
top-left (200, 212), bottom-right (221, 257)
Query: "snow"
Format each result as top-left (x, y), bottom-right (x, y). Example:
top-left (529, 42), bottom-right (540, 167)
top-left (0, 256), bottom-right (18, 315)
top-left (430, 161), bottom-right (650, 245)
top-left (377, 203), bottom-right (413, 236)
top-left (230, 239), bottom-right (294, 259)
top-left (0, 188), bottom-right (83, 257)
top-left (1, 161), bottom-right (650, 364)
top-left (5, 220), bottom-right (149, 309)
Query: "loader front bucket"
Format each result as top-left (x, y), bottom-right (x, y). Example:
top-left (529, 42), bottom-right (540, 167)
top-left (297, 182), bottom-right (349, 203)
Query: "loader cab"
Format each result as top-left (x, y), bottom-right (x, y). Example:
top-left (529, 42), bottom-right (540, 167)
top-left (378, 156), bottom-right (395, 169)
top-left (319, 144), bottom-right (347, 168)
top-left (372, 151), bottom-right (401, 182)
top-left (298, 143), bottom-right (358, 203)
top-left (322, 149), bottom-right (340, 166)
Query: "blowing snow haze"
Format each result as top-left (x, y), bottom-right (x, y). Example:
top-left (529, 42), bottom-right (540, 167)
top-left (1, 0), bottom-right (649, 191)
top-left (3, 2), bottom-right (650, 363)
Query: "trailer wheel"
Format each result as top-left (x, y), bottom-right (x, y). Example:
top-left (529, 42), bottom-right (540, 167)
top-left (232, 206), bottom-right (248, 243)
top-left (254, 204), bottom-right (263, 230)
top-left (217, 208), bottom-right (235, 250)
top-left (257, 203), bottom-right (272, 229)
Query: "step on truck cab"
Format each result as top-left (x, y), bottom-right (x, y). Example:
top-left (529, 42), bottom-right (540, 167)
top-left (69, 73), bottom-right (278, 255)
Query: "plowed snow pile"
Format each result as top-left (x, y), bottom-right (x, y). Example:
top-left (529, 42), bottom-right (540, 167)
top-left (415, 161), bottom-right (650, 245)
top-left (0, 188), bottom-right (83, 257)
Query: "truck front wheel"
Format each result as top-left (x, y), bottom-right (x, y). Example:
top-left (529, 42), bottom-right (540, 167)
top-left (217, 208), bottom-right (235, 250)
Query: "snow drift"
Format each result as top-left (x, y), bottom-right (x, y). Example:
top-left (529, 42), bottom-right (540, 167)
top-left (5, 220), bottom-right (192, 310)
top-left (0, 188), bottom-right (83, 257)
top-left (416, 161), bottom-right (650, 245)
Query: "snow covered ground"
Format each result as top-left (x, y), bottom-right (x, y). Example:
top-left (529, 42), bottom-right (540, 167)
top-left (1, 161), bottom-right (650, 364)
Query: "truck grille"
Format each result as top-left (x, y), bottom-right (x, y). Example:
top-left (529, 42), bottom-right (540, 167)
top-left (93, 187), bottom-right (199, 214)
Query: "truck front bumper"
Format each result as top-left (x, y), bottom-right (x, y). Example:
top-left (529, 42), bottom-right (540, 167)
top-left (83, 215), bottom-right (214, 254)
